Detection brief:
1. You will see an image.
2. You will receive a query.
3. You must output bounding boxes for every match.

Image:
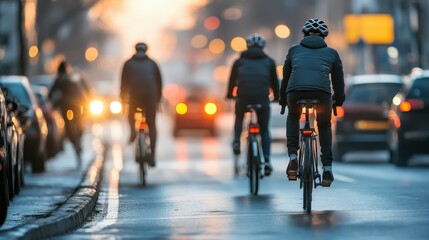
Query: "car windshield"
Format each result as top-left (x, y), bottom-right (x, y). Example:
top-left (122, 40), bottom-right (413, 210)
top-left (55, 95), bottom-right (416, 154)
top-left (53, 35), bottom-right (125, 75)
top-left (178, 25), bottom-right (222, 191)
top-left (347, 83), bottom-right (402, 104)
top-left (1, 83), bottom-right (32, 107)
top-left (408, 78), bottom-right (429, 100)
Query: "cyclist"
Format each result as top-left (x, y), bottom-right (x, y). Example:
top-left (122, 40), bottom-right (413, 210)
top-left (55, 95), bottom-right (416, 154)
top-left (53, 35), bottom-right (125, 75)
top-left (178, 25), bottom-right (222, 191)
top-left (49, 60), bottom-right (89, 160)
top-left (279, 18), bottom-right (345, 186)
top-left (226, 33), bottom-right (279, 176)
top-left (120, 42), bottom-right (163, 167)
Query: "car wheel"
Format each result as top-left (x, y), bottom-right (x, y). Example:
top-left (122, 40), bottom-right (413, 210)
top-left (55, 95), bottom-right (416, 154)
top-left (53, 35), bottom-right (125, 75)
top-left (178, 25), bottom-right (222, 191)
top-left (333, 142), bottom-right (345, 162)
top-left (393, 135), bottom-right (411, 167)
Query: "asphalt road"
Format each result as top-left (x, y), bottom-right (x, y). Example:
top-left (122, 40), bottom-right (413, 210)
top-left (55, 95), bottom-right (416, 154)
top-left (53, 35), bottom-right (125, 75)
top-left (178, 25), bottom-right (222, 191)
top-left (54, 113), bottom-right (429, 240)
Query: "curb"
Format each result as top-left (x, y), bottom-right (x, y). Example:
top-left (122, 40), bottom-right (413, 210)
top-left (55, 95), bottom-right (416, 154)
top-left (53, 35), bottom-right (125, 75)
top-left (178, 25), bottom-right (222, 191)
top-left (2, 153), bottom-right (105, 239)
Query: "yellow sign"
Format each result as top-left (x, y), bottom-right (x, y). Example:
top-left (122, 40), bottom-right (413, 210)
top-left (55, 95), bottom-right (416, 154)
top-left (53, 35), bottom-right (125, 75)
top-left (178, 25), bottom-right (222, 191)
top-left (344, 14), bottom-right (394, 44)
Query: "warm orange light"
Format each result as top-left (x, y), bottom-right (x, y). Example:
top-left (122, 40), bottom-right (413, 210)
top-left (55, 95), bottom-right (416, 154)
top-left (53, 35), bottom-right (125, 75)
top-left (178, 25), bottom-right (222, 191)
top-left (276, 65), bottom-right (283, 79)
top-left (336, 106), bottom-right (345, 118)
top-left (275, 24), bottom-right (291, 39)
top-left (230, 37), bottom-right (246, 52)
top-left (399, 101), bottom-right (412, 112)
top-left (213, 65), bottom-right (229, 83)
top-left (85, 47), bottom-right (99, 62)
top-left (66, 110), bottom-right (74, 120)
top-left (191, 34), bottom-right (208, 49)
top-left (29, 46), bottom-right (39, 58)
top-left (232, 86), bottom-right (238, 97)
top-left (139, 122), bottom-right (148, 130)
top-left (204, 16), bottom-right (220, 31)
top-left (389, 110), bottom-right (401, 129)
top-left (204, 102), bottom-right (217, 115)
top-left (176, 103), bottom-right (188, 115)
top-left (209, 38), bottom-right (225, 54)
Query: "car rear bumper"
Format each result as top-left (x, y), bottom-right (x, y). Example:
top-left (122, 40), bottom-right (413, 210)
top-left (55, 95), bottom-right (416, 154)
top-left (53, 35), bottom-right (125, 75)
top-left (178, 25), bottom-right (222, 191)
top-left (335, 133), bottom-right (388, 150)
top-left (175, 116), bottom-right (216, 130)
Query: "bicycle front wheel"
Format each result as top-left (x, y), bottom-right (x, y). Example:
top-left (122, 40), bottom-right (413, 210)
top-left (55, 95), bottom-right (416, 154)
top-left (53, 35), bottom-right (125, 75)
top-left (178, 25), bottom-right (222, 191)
top-left (303, 137), bottom-right (314, 213)
top-left (248, 137), bottom-right (259, 195)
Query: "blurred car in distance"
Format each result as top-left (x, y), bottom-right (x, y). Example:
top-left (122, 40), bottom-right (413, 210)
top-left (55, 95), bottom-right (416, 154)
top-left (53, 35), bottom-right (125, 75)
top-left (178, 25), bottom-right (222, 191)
top-left (333, 74), bottom-right (403, 161)
top-left (388, 68), bottom-right (429, 166)
top-left (0, 76), bottom-right (48, 173)
top-left (31, 84), bottom-right (65, 158)
top-left (88, 95), bottom-right (123, 120)
top-left (173, 86), bottom-right (219, 137)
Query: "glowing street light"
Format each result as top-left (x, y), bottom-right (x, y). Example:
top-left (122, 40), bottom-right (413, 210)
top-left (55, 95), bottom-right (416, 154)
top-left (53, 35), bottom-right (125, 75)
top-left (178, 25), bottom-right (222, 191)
top-left (29, 46), bottom-right (39, 58)
top-left (209, 39), bottom-right (225, 54)
top-left (275, 24), bottom-right (291, 39)
top-left (204, 16), bottom-right (220, 31)
top-left (230, 37), bottom-right (246, 52)
top-left (191, 34), bottom-right (208, 49)
top-left (85, 47), bottom-right (99, 62)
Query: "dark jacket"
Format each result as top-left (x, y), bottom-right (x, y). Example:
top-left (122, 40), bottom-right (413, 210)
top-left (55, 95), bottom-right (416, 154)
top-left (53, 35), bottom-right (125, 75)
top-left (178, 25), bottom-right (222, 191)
top-left (280, 35), bottom-right (345, 101)
top-left (227, 47), bottom-right (279, 102)
top-left (49, 73), bottom-right (89, 112)
top-left (120, 52), bottom-right (162, 104)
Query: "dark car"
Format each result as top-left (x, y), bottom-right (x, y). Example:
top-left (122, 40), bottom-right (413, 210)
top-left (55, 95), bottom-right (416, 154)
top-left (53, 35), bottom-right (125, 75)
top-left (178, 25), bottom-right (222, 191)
top-left (388, 69), bottom-right (429, 166)
top-left (173, 87), bottom-right (219, 137)
top-left (1, 88), bottom-right (26, 197)
top-left (333, 74), bottom-right (403, 161)
top-left (0, 89), bottom-right (9, 226)
top-left (31, 84), bottom-right (65, 158)
top-left (0, 76), bottom-right (48, 173)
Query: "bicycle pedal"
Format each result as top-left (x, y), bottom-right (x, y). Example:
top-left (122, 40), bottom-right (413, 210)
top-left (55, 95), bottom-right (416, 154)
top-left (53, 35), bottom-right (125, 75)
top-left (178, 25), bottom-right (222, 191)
top-left (287, 170), bottom-right (298, 181)
top-left (321, 179), bottom-right (332, 187)
top-left (288, 176), bottom-right (297, 181)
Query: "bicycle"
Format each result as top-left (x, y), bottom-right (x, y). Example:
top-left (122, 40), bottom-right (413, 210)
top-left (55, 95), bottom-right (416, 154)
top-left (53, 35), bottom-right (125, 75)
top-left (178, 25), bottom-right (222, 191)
top-left (244, 104), bottom-right (268, 195)
top-left (133, 108), bottom-right (152, 186)
top-left (282, 99), bottom-right (338, 212)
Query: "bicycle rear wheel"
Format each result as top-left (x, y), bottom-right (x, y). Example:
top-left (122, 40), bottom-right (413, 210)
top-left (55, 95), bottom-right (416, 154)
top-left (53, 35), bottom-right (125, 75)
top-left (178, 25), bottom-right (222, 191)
top-left (137, 132), bottom-right (147, 186)
top-left (303, 137), bottom-right (314, 213)
top-left (248, 137), bottom-right (260, 195)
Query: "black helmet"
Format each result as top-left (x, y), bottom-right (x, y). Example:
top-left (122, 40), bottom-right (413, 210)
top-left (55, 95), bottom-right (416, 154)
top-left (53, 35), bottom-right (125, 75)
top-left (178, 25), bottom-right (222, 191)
top-left (302, 18), bottom-right (329, 37)
top-left (135, 42), bottom-right (148, 52)
top-left (246, 33), bottom-right (266, 48)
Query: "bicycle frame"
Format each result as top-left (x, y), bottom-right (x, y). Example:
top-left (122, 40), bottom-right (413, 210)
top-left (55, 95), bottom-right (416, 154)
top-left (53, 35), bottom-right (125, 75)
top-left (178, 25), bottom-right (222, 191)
top-left (134, 108), bottom-right (151, 186)
top-left (297, 102), bottom-right (322, 213)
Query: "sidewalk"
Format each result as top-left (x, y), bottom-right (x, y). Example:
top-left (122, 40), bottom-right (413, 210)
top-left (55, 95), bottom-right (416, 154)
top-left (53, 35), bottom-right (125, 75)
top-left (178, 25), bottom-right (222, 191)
top-left (0, 133), bottom-right (104, 239)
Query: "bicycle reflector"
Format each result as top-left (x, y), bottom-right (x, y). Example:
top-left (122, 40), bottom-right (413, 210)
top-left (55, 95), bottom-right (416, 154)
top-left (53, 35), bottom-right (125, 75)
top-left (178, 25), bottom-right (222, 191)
top-left (301, 129), bottom-right (313, 136)
top-left (139, 122), bottom-right (148, 130)
top-left (249, 123), bottom-right (260, 134)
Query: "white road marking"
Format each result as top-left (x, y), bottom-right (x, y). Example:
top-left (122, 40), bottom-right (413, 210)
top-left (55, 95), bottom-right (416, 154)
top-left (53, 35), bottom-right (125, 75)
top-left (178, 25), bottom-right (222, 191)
top-left (333, 173), bottom-right (357, 183)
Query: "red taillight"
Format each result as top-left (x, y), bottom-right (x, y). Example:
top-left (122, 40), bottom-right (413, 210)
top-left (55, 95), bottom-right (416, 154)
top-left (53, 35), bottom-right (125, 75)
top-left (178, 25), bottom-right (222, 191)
top-left (400, 99), bottom-right (424, 112)
top-left (301, 129), bottom-right (313, 136)
top-left (139, 122), bottom-right (148, 130)
top-left (249, 123), bottom-right (260, 134)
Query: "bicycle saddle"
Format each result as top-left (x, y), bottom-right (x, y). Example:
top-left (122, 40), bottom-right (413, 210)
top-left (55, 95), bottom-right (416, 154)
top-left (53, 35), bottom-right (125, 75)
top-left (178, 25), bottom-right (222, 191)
top-left (246, 104), bottom-right (262, 110)
top-left (297, 99), bottom-right (319, 106)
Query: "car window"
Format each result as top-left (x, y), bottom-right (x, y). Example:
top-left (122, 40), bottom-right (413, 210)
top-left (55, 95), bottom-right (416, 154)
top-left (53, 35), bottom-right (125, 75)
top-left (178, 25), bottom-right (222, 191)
top-left (1, 83), bottom-right (32, 107)
top-left (347, 83), bottom-right (402, 104)
top-left (408, 78), bottom-right (429, 100)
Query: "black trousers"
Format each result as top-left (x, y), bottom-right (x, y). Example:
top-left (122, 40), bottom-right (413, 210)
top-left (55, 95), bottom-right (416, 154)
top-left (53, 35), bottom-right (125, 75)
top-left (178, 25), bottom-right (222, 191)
top-left (128, 101), bottom-right (157, 157)
top-left (286, 90), bottom-right (333, 166)
top-left (234, 97), bottom-right (271, 161)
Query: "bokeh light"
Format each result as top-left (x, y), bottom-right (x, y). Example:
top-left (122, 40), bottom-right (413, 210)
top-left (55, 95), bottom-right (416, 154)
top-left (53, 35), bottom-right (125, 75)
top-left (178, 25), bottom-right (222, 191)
top-left (29, 45), bottom-right (39, 58)
top-left (275, 24), bottom-right (291, 39)
top-left (223, 7), bottom-right (242, 20)
top-left (230, 37), bottom-right (246, 52)
top-left (209, 39), bottom-right (225, 54)
top-left (85, 47), bottom-right (99, 62)
top-left (204, 16), bottom-right (220, 31)
top-left (213, 65), bottom-right (230, 83)
top-left (276, 65), bottom-right (283, 79)
top-left (191, 34), bottom-right (208, 49)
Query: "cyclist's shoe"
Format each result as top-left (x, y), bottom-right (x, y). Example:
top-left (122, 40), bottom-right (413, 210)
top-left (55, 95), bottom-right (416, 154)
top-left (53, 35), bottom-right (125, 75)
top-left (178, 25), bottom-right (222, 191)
top-left (286, 154), bottom-right (298, 181)
top-left (232, 142), bottom-right (240, 155)
top-left (322, 170), bottom-right (334, 187)
top-left (148, 154), bottom-right (156, 167)
top-left (264, 162), bottom-right (273, 176)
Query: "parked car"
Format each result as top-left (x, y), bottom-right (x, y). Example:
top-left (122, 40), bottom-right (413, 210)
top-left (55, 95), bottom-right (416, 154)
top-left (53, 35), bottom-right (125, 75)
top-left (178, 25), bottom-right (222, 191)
top-left (333, 74), bottom-right (403, 161)
top-left (388, 68), bottom-right (429, 166)
top-left (2, 87), bottom-right (26, 196)
top-left (173, 86), bottom-right (219, 137)
top-left (0, 76), bottom-right (48, 173)
top-left (31, 84), bottom-right (65, 158)
top-left (0, 89), bottom-right (9, 226)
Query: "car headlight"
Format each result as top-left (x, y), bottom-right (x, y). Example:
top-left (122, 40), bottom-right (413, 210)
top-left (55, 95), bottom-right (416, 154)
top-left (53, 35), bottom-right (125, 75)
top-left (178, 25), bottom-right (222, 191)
top-left (110, 101), bottom-right (122, 114)
top-left (90, 100), bottom-right (104, 115)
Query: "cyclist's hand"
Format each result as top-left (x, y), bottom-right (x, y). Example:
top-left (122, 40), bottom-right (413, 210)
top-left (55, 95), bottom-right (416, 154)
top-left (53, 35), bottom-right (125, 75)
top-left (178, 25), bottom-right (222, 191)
top-left (280, 105), bottom-right (286, 115)
top-left (279, 97), bottom-right (287, 107)
top-left (332, 93), bottom-right (345, 107)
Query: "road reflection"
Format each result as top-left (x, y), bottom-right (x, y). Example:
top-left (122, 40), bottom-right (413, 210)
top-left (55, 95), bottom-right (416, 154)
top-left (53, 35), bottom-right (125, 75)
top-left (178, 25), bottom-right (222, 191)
top-left (289, 211), bottom-right (344, 229)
